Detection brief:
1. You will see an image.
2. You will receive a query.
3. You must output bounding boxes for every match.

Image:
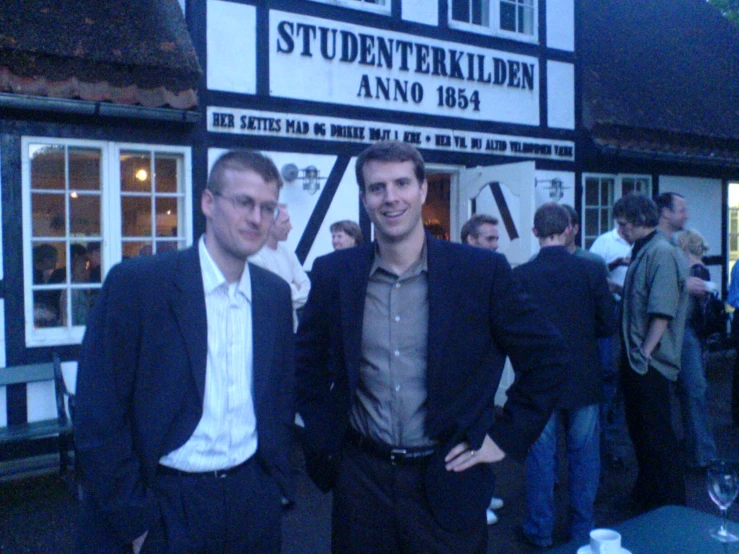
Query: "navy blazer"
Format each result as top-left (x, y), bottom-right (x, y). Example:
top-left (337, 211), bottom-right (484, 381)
top-left (75, 245), bottom-right (295, 547)
top-left (513, 246), bottom-right (618, 409)
top-left (296, 234), bottom-right (568, 532)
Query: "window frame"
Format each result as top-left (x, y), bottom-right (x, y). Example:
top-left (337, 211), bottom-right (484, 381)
top-left (448, 0), bottom-right (538, 44)
top-left (307, 0), bottom-right (391, 15)
top-left (581, 173), bottom-right (652, 249)
top-left (22, 137), bottom-right (193, 347)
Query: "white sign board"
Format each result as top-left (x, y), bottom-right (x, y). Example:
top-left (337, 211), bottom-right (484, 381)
top-left (269, 10), bottom-right (540, 125)
top-left (207, 107), bottom-right (574, 161)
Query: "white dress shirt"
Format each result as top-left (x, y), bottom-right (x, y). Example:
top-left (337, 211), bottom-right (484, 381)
top-left (589, 227), bottom-right (632, 287)
top-left (250, 242), bottom-right (310, 330)
top-left (159, 237), bottom-right (258, 471)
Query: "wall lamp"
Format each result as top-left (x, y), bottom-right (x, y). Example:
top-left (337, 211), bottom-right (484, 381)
top-left (535, 177), bottom-right (568, 201)
top-left (281, 163), bottom-right (325, 195)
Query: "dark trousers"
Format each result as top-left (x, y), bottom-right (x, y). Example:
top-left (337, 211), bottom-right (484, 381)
top-left (332, 442), bottom-right (488, 554)
top-left (621, 363), bottom-right (686, 510)
top-left (78, 457), bottom-right (282, 554)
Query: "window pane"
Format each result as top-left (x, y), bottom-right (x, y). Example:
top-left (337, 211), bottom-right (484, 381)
top-left (69, 148), bottom-right (101, 191)
top-left (70, 194), bottom-right (101, 236)
top-left (155, 155), bottom-right (180, 193)
top-left (86, 241), bottom-right (102, 283)
top-left (155, 197), bottom-right (179, 238)
top-left (123, 241), bottom-right (153, 259)
top-left (452, 0), bottom-right (469, 22)
top-left (585, 208), bottom-right (599, 236)
top-left (600, 208), bottom-right (610, 231)
top-left (30, 144), bottom-right (65, 190)
top-left (32, 241), bottom-right (66, 328)
top-left (121, 152), bottom-right (152, 192)
top-left (70, 288), bottom-right (95, 326)
top-left (600, 182), bottom-right (609, 205)
top-left (122, 197), bottom-right (153, 237)
top-left (519, 1), bottom-right (534, 34)
top-left (500, 2), bottom-right (515, 31)
top-left (155, 239), bottom-right (179, 254)
top-left (585, 178), bottom-right (599, 205)
top-left (32, 193), bottom-right (66, 237)
top-left (472, 0), bottom-right (484, 24)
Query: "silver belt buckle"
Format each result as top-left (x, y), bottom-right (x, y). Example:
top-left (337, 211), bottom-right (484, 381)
top-left (390, 448), bottom-right (407, 465)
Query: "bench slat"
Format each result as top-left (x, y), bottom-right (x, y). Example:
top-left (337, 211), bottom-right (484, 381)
top-left (0, 363), bottom-right (55, 387)
top-left (0, 420), bottom-right (73, 443)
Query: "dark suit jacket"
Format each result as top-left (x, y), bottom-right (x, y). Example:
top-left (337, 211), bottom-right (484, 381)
top-left (296, 234), bottom-right (568, 532)
top-left (75, 245), bottom-right (295, 548)
top-left (513, 246), bottom-right (618, 409)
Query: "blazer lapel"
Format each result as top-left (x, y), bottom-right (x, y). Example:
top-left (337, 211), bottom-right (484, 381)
top-left (340, 244), bottom-right (374, 393)
top-left (170, 246), bottom-right (208, 400)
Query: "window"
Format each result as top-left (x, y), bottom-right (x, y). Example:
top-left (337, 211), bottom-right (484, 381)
top-left (23, 138), bottom-right (192, 346)
top-left (308, 0), bottom-right (390, 13)
top-left (500, 0), bottom-right (534, 35)
top-left (582, 174), bottom-right (651, 249)
top-left (450, 0), bottom-right (536, 40)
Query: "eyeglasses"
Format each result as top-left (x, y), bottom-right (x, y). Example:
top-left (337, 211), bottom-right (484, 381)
top-left (211, 191), bottom-right (280, 221)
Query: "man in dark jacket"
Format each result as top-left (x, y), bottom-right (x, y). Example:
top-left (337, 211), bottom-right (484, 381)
top-left (514, 202), bottom-right (617, 548)
top-left (296, 141), bottom-right (568, 553)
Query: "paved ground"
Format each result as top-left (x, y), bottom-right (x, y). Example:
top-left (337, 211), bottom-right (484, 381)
top-left (1, 349), bottom-right (738, 553)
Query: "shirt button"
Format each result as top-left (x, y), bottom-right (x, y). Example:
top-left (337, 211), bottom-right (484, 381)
top-left (394, 315), bottom-right (400, 322)
top-left (394, 349), bottom-right (400, 356)
top-left (395, 385), bottom-right (401, 392)
top-left (395, 283), bottom-right (401, 289)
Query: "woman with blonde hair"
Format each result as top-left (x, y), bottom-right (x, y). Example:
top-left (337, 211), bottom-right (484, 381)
top-left (675, 228), bottom-right (718, 469)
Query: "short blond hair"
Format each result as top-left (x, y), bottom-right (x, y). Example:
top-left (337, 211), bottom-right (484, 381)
top-left (676, 228), bottom-right (709, 258)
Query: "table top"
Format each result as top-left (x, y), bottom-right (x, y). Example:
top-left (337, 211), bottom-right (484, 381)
top-left (548, 505), bottom-right (739, 553)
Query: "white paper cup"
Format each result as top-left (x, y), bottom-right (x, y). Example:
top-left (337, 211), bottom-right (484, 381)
top-left (705, 281), bottom-right (719, 294)
top-left (590, 528), bottom-right (621, 554)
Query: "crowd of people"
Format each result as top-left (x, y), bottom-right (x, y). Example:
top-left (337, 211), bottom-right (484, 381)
top-left (73, 142), bottom-right (731, 553)
top-left (32, 241), bottom-right (101, 327)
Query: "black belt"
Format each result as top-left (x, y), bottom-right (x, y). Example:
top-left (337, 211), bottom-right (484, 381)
top-left (156, 458), bottom-right (251, 479)
top-left (345, 427), bottom-right (435, 466)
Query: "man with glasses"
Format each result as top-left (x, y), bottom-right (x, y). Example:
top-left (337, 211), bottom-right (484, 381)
top-left (75, 150), bottom-right (295, 553)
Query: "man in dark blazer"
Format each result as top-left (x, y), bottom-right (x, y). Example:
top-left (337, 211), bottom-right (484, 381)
top-left (75, 150), bottom-right (295, 553)
top-left (514, 202), bottom-right (617, 549)
top-left (296, 141), bottom-right (569, 553)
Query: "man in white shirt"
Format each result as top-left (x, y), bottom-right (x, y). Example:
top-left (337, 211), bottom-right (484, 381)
top-left (250, 203), bottom-right (310, 330)
top-left (75, 150), bottom-right (295, 553)
top-left (589, 225), bottom-right (633, 472)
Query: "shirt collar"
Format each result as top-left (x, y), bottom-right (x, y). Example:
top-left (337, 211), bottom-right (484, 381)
top-left (631, 229), bottom-right (658, 258)
top-left (369, 238), bottom-right (428, 279)
top-left (199, 236), bottom-right (252, 301)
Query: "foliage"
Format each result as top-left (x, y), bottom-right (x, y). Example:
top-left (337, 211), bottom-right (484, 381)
top-left (708, 0), bottom-right (739, 26)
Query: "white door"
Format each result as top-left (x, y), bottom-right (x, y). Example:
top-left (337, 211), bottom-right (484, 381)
top-left (457, 161), bottom-right (536, 266)
top-left (456, 161), bottom-right (536, 405)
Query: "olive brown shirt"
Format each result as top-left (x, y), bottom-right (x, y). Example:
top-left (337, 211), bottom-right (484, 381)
top-left (349, 243), bottom-right (433, 448)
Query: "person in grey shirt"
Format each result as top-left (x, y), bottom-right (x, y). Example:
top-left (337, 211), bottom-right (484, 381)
top-left (616, 192), bottom-right (689, 512)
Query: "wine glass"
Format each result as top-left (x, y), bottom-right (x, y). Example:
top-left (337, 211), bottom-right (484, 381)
top-left (706, 460), bottom-right (739, 542)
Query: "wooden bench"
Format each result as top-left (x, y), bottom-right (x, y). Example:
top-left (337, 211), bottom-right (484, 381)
top-left (0, 353), bottom-right (74, 475)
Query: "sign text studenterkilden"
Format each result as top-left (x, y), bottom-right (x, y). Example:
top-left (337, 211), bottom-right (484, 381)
top-left (268, 11), bottom-right (541, 126)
